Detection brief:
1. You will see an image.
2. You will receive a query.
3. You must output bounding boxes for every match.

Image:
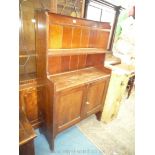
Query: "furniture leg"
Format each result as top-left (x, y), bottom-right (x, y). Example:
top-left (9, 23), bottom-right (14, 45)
top-left (95, 111), bottom-right (102, 121)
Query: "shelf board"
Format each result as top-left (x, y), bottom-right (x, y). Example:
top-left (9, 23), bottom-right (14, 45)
top-left (48, 48), bottom-right (109, 56)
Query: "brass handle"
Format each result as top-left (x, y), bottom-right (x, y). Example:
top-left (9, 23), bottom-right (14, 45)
top-left (86, 101), bottom-right (90, 105)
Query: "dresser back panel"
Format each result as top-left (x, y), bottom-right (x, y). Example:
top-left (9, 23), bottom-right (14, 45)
top-left (47, 53), bottom-right (105, 74)
top-left (48, 13), bottom-right (110, 49)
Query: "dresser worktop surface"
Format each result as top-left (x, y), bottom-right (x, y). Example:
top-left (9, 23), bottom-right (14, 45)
top-left (48, 67), bottom-right (111, 91)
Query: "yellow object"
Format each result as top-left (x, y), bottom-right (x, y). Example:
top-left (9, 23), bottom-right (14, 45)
top-left (101, 63), bottom-right (134, 123)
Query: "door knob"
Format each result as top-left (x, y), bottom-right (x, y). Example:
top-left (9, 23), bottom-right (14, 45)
top-left (86, 101), bottom-right (90, 105)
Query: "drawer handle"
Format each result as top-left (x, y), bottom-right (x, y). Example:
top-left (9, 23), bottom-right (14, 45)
top-left (86, 101), bottom-right (90, 105)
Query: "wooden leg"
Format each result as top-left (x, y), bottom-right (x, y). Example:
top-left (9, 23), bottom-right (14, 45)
top-left (45, 131), bottom-right (55, 152)
top-left (45, 132), bottom-right (55, 151)
top-left (40, 125), bottom-right (55, 151)
top-left (43, 135), bottom-right (55, 152)
top-left (95, 111), bottom-right (102, 121)
top-left (49, 139), bottom-right (55, 152)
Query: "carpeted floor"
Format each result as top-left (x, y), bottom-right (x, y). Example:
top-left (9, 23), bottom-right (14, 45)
top-left (34, 126), bottom-right (103, 155)
top-left (77, 90), bottom-right (135, 155)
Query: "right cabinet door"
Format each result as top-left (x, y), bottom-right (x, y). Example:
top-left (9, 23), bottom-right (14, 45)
top-left (85, 78), bottom-right (109, 116)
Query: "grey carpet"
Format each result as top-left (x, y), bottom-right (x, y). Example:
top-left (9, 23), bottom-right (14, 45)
top-left (77, 90), bottom-right (135, 155)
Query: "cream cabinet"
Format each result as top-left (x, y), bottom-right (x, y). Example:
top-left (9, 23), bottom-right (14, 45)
top-left (101, 63), bottom-right (134, 123)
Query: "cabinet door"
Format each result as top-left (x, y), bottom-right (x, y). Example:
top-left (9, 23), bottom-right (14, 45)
top-left (20, 87), bottom-right (43, 128)
top-left (85, 78), bottom-right (109, 116)
top-left (55, 86), bottom-right (86, 132)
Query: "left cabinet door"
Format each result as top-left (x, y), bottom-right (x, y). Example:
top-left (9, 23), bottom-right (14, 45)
top-left (55, 85), bottom-right (86, 133)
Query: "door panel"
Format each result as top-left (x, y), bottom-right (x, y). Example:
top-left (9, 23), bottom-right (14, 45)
top-left (55, 86), bottom-right (85, 132)
top-left (19, 86), bottom-right (44, 128)
top-left (86, 79), bottom-right (108, 116)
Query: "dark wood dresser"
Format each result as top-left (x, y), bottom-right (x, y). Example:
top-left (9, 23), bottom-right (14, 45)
top-left (34, 11), bottom-right (112, 150)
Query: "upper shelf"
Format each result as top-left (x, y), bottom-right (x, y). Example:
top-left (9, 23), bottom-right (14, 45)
top-left (48, 48), bottom-right (109, 56)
